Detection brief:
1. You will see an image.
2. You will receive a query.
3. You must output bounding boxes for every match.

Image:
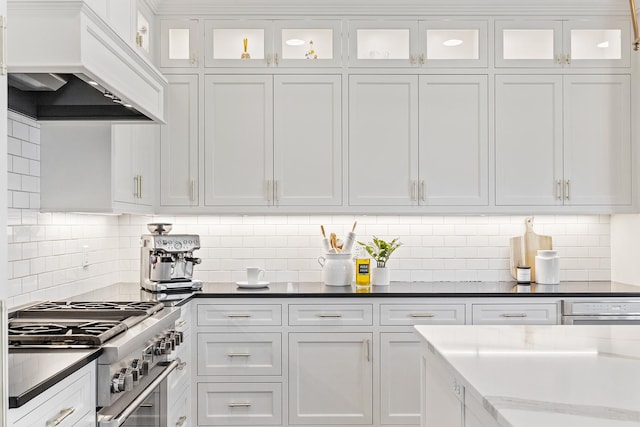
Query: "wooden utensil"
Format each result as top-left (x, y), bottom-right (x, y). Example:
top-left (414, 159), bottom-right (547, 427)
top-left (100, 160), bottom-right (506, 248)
top-left (509, 217), bottom-right (552, 282)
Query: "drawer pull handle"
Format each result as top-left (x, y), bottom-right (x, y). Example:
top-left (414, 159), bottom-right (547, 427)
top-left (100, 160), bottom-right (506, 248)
top-left (317, 313), bottom-right (342, 318)
top-left (228, 402), bottom-right (252, 407)
top-left (227, 352), bottom-right (251, 357)
top-left (501, 313), bottom-right (528, 318)
top-left (364, 339), bottom-right (371, 362)
top-left (177, 361), bottom-right (187, 370)
top-left (226, 314), bottom-right (252, 318)
top-left (176, 320), bottom-right (187, 327)
top-left (47, 407), bottom-right (75, 427)
top-left (176, 415), bottom-right (187, 426)
top-left (410, 313), bottom-right (435, 318)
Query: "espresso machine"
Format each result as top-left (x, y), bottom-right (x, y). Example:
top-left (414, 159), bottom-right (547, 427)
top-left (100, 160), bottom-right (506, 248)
top-left (140, 223), bottom-right (203, 292)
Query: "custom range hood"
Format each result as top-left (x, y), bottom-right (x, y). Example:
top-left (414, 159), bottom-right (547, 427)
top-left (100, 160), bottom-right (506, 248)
top-left (7, 1), bottom-right (167, 122)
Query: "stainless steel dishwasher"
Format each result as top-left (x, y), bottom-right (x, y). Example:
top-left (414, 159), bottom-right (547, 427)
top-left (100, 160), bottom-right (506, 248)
top-left (562, 299), bottom-right (640, 324)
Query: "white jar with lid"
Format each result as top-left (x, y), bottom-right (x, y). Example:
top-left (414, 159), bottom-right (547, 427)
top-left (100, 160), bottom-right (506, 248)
top-left (535, 250), bottom-right (560, 284)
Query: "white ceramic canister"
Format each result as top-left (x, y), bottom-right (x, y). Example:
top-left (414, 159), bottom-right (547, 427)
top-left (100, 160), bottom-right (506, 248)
top-left (535, 250), bottom-right (560, 284)
top-left (317, 253), bottom-right (354, 286)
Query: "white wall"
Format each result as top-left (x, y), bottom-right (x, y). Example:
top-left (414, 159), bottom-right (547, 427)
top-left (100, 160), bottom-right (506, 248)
top-left (6, 112), bottom-right (614, 307)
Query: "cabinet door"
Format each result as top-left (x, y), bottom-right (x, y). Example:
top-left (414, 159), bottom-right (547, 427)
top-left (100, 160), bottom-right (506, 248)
top-left (274, 20), bottom-right (343, 67)
top-left (563, 75), bottom-right (631, 205)
top-left (160, 18), bottom-right (200, 67)
top-left (112, 124), bottom-right (136, 205)
top-left (563, 19), bottom-right (630, 68)
top-left (422, 353), bottom-right (464, 427)
top-left (495, 20), bottom-right (562, 68)
top-left (495, 75), bottom-right (563, 206)
top-left (380, 333), bottom-right (421, 425)
top-left (289, 332), bottom-right (373, 424)
top-left (160, 75), bottom-right (199, 206)
top-left (418, 75), bottom-right (488, 206)
top-left (349, 21), bottom-right (419, 67)
top-left (131, 124), bottom-right (158, 207)
top-left (204, 75), bottom-right (274, 206)
top-left (204, 20), bottom-right (274, 67)
top-left (349, 75), bottom-right (419, 206)
top-left (273, 75), bottom-right (342, 206)
top-left (419, 20), bottom-right (487, 68)
top-left (113, 124), bottom-right (157, 207)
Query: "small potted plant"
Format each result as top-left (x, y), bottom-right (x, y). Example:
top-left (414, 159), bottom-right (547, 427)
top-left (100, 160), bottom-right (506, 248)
top-left (357, 236), bottom-right (402, 286)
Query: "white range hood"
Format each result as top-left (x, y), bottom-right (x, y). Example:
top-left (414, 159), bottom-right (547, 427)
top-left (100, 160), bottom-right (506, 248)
top-left (7, 0), bottom-right (166, 122)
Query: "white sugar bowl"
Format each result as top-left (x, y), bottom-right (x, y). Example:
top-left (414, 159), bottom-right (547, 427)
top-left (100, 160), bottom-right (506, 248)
top-left (535, 250), bottom-right (560, 285)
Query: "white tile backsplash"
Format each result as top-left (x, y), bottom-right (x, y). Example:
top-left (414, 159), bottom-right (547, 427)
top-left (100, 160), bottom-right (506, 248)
top-left (5, 112), bottom-right (614, 307)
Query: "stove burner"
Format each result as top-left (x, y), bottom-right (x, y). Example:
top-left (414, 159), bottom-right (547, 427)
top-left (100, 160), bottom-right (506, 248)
top-left (9, 321), bottom-right (124, 337)
top-left (65, 302), bottom-right (123, 310)
top-left (9, 323), bottom-right (66, 335)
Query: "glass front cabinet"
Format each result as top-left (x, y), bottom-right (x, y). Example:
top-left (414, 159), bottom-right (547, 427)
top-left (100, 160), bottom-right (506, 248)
top-left (204, 20), bottom-right (342, 67)
top-left (349, 20), bottom-right (487, 67)
top-left (495, 19), bottom-right (630, 68)
top-left (159, 18), bottom-right (201, 67)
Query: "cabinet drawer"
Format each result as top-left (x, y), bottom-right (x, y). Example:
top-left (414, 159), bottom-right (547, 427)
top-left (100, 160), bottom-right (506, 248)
top-left (9, 362), bottom-right (96, 427)
top-left (472, 303), bottom-right (558, 325)
top-left (289, 304), bottom-right (373, 326)
top-left (198, 333), bottom-right (282, 375)
top-left (197, 382), bottom-right (282, 426)
top-left (380, 304), bottom-right (465, 325)
top-left (168, 385), bottom-right (191, 427)
top-left (198, 304), bottom-right (282, 326)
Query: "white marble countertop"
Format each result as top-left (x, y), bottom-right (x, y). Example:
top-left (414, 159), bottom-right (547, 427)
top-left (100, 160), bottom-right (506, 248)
top-left (415, 325), bottom-right (640, 427)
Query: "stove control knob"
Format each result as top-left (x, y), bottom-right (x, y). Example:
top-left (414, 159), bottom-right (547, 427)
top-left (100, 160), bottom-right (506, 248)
top-left (112, 370), bottom-right (127, 393)
top-left (122, 368), bottom-right (134, 392)
top-left (142, 360), bottom-right (150, 376)
top-left (171, 331), bottom-right (182, 347)
top-left (154, 340), bottom-right (165, 355)
top-left (130, 362), bottom-right (140, 385)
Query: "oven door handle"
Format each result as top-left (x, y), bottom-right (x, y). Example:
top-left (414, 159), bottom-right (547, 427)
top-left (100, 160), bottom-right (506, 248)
top-left (100, 359), bottom-right (179, 427)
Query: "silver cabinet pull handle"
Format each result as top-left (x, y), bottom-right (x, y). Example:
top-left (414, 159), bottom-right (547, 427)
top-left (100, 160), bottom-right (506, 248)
top-left (555, 180), bottom-right (562, 200)
top-left (227, 352), bottom-right (251, 357)
top-left (190, 179), bottom-right (196, 202)
top-left (364, 339), bottom-right (370, 362)
top-left (317, 313), bottom-right (342, 318)
top-left (266, 53), bottom-right (272, 65)
top-left (226, 314), bottom-right (252, 318)
top-left (501, 313), bottom-right (528, 318)
top-left (266, 180), bottom-right (272, 202)
top-left (410, 313), bottom-right (435, 318)
top-left (565, 180), bottom-right (570, 200)
top-left (228, 402), bottom-right (252, 407)
top-left (176, 415), bottom-right (187, 426)
top-left (139, 175), bottom-right (143, 199)
top-left (134, 176), bottom-right (139, 198)
top-left (420, 180), bottom-right (425, 202)
top-left (176, 320), bottom-right (187, 328)
top-left (410, 180), bottom-right (417, 201)
top-left (46, 407), bottom-right (75, 427)
top-left (274, 52), bottom-right (279, 65)
top-left (274, 180), bottom-right (279, 202)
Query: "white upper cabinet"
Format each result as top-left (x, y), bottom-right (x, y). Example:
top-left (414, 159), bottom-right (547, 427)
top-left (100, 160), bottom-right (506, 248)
top-left (349, 20), bottom-right (487, 67)
top-left (495, 74), bottom-right (631, 207)
top-left (160, 18), bottom-right (201, 67)
top-left (204, 20), bottom-right (342, 67)
top-left (496, 19), bottom-right (630, 68)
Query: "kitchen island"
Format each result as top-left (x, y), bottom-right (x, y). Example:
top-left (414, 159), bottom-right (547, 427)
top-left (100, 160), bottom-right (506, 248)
top-left (415, 324), bottom-right (640, 426)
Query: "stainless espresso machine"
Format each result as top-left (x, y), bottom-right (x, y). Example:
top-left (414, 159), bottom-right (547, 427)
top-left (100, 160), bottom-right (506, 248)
top-left (140, 223), bottom-right (203, 292)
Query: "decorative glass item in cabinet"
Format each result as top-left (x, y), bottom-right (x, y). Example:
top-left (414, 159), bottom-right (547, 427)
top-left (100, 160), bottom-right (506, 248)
top-left (571, 29), bottom-right (621, 60)
top-left (213, 29), bottom-right (265, 59)
top-left (503, 29), bottom-right (555, 59)
top-left (426, 29), bottom-right (479, 59)
top-left (281, 29), bottom-right (333, 59)
top-left (356, 29), bottom-right (410, 59)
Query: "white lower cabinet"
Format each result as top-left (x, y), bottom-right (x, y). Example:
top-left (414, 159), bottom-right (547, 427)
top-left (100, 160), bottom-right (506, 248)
top-left (288, 332), bottom-right (373, 425)
top-left (471, 303), bottom-right (558, 324)
top-left (197, 382), bottom-right (282, 426)
top-left (8, 361), bottom-right (96, 427)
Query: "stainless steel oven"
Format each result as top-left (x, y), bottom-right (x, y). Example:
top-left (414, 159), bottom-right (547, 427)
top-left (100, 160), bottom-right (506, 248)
top-left (561, 299), bottom-right (640, 324)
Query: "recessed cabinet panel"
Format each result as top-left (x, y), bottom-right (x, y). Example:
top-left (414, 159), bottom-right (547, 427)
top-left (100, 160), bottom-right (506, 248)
top-left (205, 21), bottom-right (273, 67)
top-left (380, 333), bottom-right (421, 425)
top-left (495, 21), bottom-right (562, 67)
top-left (275, 20), bottom-right (342, 67)
top-left (421, 20), bottom-right (487, 67)
top-left (349, 21), bottom-right (418, 67)
top-left (564, 19), bottom-right (630, 67)
top-left (160, 19), bottom-right (200, 67)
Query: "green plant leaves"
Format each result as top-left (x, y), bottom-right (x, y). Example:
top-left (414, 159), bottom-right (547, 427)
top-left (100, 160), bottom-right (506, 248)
top-left (356, 236), bottom-right (402, 268)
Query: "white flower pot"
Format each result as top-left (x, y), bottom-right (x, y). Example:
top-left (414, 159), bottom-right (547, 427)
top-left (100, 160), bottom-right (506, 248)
top-left (372, 267), bottom-right (390, 286)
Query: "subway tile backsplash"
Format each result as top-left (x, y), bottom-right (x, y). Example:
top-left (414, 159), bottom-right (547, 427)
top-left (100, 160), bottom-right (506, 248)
top-left (6, 112), bottom-right (612, 307)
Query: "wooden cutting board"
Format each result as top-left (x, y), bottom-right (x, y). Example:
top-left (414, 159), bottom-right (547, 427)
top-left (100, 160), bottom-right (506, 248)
top-left (509, 217), bottom-right (552, 282)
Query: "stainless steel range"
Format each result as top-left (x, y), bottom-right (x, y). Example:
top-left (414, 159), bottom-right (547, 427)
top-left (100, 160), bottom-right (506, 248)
top-left (8, 300), bottom-right (183, 427)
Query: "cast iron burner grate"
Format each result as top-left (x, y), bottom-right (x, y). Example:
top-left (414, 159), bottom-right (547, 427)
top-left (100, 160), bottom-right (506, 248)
top-left (8, 320), bottom-right (128, 348)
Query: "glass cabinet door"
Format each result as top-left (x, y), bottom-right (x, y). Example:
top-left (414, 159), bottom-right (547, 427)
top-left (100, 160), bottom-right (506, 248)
top-left (136, 10), bottom-right (151, 56)
top-left (419, 20), bottom-right (487, 67)
top-left (563, 19), bottom-right (630, 67)
top-left (349, 21), bottom-right (419, 67)
top-left (204, 20), bottom-right (273, 67)
top-left (160, 19), bottom-right (200, 67)
top-left (495, 20), bottom-right (563, 67)
top-left (273, 20), bottom-right (342, 67)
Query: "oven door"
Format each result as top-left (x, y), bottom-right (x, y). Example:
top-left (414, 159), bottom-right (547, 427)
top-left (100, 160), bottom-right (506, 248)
top-left (561, 315), bottom-right (640, 325)
top-left (97, 359), bottom-right (178, 427)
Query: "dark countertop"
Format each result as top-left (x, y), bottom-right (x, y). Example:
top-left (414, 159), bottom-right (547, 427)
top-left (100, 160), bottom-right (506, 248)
top-left (67, 280), bottom-right (640, 304)
top-left (8, 348), bottom-right (102, 408)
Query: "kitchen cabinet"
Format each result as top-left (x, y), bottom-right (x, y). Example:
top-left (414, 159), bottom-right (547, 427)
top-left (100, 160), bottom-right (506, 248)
top-left (41, 121), bottom-right (157, 214)
top-left (289, 332), bottom-right (373, 425)
top-left (495, 18), bottom-right (630, 68)
top-left (8, 361), bottom-right (96, 427)
top-left (471, 303), bottom-right (558, 324)
top-left (159, 18), bottom-right (201, 67)
top-left (204, 20), bottom-right (342, 67)
top-left (160, 74), bottom-right (199, 207)
top-left (349, 74), bottom-right (487, 207)
top-left (204, 74), bottom-right (342, 207)
top-left (348, 20), bottom-right (487, 68)
top-left (495, 74), bottom-right (631, 207)
top-left (168, 302), bottom-right (192, 427)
